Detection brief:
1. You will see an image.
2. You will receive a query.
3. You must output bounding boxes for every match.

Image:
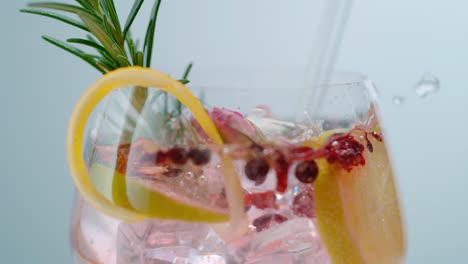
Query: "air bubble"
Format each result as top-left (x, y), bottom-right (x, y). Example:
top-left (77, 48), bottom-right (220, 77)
top-left (392, 96), bottom-right (406, 105)
top-left (414, 72), bottom-right (440, 98)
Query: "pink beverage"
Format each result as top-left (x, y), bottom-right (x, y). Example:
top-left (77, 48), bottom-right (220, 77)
top-left (70, 72), bottom-right (404, 263)
top-left (22, 0), bottom-right (404, 262)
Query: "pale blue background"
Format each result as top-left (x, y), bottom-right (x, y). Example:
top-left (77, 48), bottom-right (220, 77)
top-left (1, 0), bottom-right (468, 263)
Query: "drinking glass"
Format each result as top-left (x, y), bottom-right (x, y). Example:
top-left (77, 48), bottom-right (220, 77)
top-left (70, 67), bottom-right (405, 263)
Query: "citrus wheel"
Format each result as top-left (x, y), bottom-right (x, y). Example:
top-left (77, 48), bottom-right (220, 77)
top-left (66, 67), bottom-right (245, 226)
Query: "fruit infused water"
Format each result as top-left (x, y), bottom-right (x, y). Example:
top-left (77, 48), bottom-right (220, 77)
top-left (69, 69), bottom-right (404, 264)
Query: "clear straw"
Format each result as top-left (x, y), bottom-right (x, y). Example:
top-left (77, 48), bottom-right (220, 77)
top-left (302, 0), bottom-right (354, 118)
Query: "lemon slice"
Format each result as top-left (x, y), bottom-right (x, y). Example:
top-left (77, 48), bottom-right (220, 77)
top-left (313, 131), bottom-right (405, 263)
top-left (67, 66), bottom-right (244, 224)
top-left (90, 163), bottom-right (229, 222)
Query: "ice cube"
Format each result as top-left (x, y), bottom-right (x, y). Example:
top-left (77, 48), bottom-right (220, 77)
top-left (227, 218), bottom-right (329, 264)
top-left (117, 220), bottom-right (226, 264)
top-left (247, 113), bottom-right (322, 144)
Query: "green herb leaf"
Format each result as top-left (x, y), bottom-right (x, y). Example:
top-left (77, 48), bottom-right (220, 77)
top-left (102, 16), bottom-right (124, 47)
top-left (42, 35), bottom-right (104, 73)
top-left (116, 54), bottom-right (131, 67)
top-left (123, 0), bottom-right (144, 39)
top-left (96, 58), bottom-right (117, 71)
top-left (143, 0), bottom-right (161, 67)
top-left (28, 2), bottom-right (99, 19)
top-left (85, 34), bottom-right (119, 65)
top-left (125, 35), bottom-right (138, 65)
top-left (79, 12), bottom-right (126, 63)
top-left (67, 38), bottom-right (106, 53)
top-left (75, 0), bottom-right (95, 11)
top-left (174, 62), bottom-right (194, 115)
top-left (100, 0), bottom-right (122, 42)
top-left (20, 8), bottom-right (89, 32)
top-left (182, 62), bottom-right (193, 79)
top-left (135, 51), bottom-right (144, 66)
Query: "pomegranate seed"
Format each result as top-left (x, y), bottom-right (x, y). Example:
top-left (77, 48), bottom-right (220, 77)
top-left (253, 214), bottom-right (288, 232)
top-left (324, 134), bottom-right (365, 171)
top-left (295, 160), bottom-right (319, 184)
top-left (245, 157), bottom-right (270, 185)
top-left (188, 147), bottom-right (211, 165)
top-left (244, 191), bottom-right (278, 210)
top-left (155, 151), bottom-right (168, 165)
top-left (292, 188), bottom-right (315, 218)
top-left (166, 148), bottom-right (188, 165)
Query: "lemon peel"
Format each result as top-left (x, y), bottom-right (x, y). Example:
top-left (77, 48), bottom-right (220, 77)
top-left (67, 67), bottom-right (243, 224)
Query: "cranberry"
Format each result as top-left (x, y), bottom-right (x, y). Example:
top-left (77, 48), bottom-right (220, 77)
top-left (295, 160), bottom-right (319, 184)
top-left (253, 214), bottom-right (288, 232)
top-left (166, 148), bottom-right (188, 165)
top-left (188, 147), bottom-right (211, 165)
top-left (245, 157), bottom-right (270, 185)
top-left (292, 188), bottom-right (315, 218)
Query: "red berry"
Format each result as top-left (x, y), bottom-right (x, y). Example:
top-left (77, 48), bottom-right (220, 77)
top-left (292, 188), bottom-right (315, 218)
top-left (324, 134), bottom-right (365, 171)
top-left (245, 157), bottom-right (270, 185)
top-left (295, 160), bottom-right (319, 184)
top-left (166, 148), bottom-right (188, 165)
top-left (188, 147), bottom-right (211, 165)
top-left (244, 191), bottom-right (278, 210)
top-left (253, 214), bottom-right (288, 232)
top-left (155, 151), bottom-right (168, 165)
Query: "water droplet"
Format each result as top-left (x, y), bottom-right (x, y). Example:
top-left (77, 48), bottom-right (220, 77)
top-left (185, 171), bottom-right (194, 181)
top-left (293, 186), bottom-right (300, 195)
top-left (215, 164), bottom-right (221, 169)
top-left (392, 95), bottom-right (405, 105)
top-left (222, 146), bottom-right (230, 154)
top-left (414, 72), bottom-right (440, 98)
top-left (198, 175), bottom-right (207, 185)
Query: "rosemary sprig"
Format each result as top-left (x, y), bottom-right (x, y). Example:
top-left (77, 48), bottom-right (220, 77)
top-left (22, 0), bottom-right (193, 143)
